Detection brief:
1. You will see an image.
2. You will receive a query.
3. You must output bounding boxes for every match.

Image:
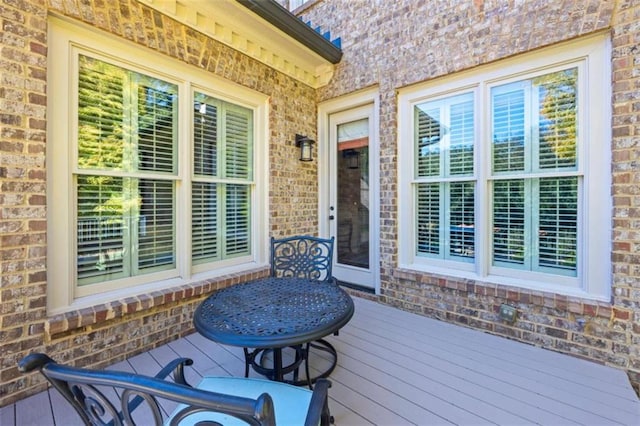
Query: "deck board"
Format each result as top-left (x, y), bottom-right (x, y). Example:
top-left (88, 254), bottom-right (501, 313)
top-left (7, 296), bottom-right (640, 425)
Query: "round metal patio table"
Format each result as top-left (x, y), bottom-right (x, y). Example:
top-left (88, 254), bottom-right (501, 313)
top-left (193, 276), bottom-right (355, 385)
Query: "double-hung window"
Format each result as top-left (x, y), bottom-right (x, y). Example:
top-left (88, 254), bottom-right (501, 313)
top-left (398, 33), bottom-right (611, 300)
top-left (48, 18), bottom-right (267, 313)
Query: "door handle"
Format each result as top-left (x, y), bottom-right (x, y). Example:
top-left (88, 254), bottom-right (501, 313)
top-left (329, 215), bottom-right (335, 220)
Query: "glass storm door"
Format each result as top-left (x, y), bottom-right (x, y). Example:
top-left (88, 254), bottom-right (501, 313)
top-left (329, 105), bottom-right (376, 289)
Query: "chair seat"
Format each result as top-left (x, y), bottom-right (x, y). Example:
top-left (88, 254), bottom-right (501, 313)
top-left (166, 376), bottom-right (313, 426)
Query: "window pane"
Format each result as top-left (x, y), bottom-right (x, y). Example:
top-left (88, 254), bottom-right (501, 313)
top-left (493, 180), bottom-right (525, 266)
top-left (192, 182), bottom-right (219, 264)
top-left (417, 183), bottom-right (440, 255)
top-left (192, 94), bottom-right (253, 264)
top-left (137, 84), bottom-right (177, 173)
top-left (78, 56), bottom-right (125, 170)
top-left (449, 182), bottom-right (475, 258)
top-left (225, 184), bottom-right (250, 255)
top-left (137, 179), bottom-right (175, 270)
top-left (536, 69), bottom-right (578, 169)
top-left (539, 177), bottom-right (577, 274)
top-left (78, 55), bottom-right (177, 173)
top-left (415, 105), bottom-right (441, 177)
top-left (225, 106), bottom-right (253, 179)
top-left (194, 100), bottom-right (218, 177)
top-left (492, 88), bottom-right (525, 172)
top-left (449, 98), bottom-right (474, 176)
top-left (77, 175), bottom-right (127, 284)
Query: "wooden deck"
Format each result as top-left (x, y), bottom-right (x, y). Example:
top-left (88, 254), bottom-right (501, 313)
top-left (2, 296), bottom-right (639, 425)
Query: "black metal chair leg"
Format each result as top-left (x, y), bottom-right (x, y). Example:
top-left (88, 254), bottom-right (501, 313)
top-left (243, 348), bottom-right (251, 378)
top-left (304, 342), bottom-right (313, 389)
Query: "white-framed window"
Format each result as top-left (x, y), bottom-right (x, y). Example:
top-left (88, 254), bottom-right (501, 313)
top-left (398, 33), bottom-right (611, 301)
top-left (47, 17), bottom-right (269, 313)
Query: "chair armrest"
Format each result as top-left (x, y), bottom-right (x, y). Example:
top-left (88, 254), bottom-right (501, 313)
top-left (18, 353), bottom-right (53, 373)
top-left (152, 357), bottom-right (193, 386)
top-left (304, 379), bottom-right (332, 426)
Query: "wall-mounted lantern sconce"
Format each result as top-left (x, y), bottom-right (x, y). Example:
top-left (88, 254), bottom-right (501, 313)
top-left (342, 149), bottom-right (359, 169)
top-left (295, 134), bottom-right (315, 162)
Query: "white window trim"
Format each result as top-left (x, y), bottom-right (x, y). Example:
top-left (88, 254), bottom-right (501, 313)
top-left (398, 32), bottom-right (611, 301)
top-left (47, 16), bottom-right (269, 314)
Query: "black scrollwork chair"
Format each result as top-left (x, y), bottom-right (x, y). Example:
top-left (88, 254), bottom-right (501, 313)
top-left (243, 236), bottom-right (338, 388)
top-left (19, 353), bottom-right (331, 426)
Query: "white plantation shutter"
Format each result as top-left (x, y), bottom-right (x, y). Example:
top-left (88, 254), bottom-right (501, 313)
top-left (137, 85), bottom-right (177, 173)
top-left (225, 107), bottom-right (252, 179)
top-left (137, 179), bottom-right (175, 270)
top-left (194, 102), bottom-right (218, 177)
top-left (448, 99), bottom-right (474, 176)
top-left (416, 183), bottom-right (440, 255)
top-left (492, 87), bottom-right (525, 173)
top-left (192, 182), bottom-right (219, 264)
top-left (75, 55), bottom-right (177, 285)
top-left (192, 93), bottom-right (253, 264)
top-left (538, 177), bottom-right (577, 274)
top-left (448, 181), bottom-right (474, 258)
top-left (225, 184), bottom-right (250, 254)
top-left (76, 175), bottom-right (127, 283)
top-left (415, 105), bottom-right (440, 177)
top-left (492, 180), bottom-right (525, 267)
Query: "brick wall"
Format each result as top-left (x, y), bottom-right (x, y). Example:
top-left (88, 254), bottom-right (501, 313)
top-left (0, 0), bottom-right (318, 406)
top-left (299, 0), bottom-right (640, 392)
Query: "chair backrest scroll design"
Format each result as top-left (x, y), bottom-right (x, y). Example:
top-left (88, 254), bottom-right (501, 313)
top-left (270, 235), bottom-right (335, 282)
top-left (18, 353), bottom-right (275, 426)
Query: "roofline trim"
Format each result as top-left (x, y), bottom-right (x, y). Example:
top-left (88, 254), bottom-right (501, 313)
top-left (236, 0), bottom-right (343, 64)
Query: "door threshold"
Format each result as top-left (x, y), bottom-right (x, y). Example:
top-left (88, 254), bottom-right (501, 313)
top-left (336, 280), bottom-right (375, 294)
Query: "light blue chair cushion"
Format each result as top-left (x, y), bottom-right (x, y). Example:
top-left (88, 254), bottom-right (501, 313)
top-left (165, 376), bottom-right (313, 426)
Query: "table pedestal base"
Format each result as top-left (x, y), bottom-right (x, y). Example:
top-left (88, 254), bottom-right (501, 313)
top-left (244, 339), bottom-right (338, 389)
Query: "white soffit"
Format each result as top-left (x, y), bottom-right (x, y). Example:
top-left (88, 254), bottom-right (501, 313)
top-left (138, 0), bottom-right (335, 88)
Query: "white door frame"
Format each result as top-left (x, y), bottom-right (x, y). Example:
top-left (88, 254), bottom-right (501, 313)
top-left (318, 87), bottom-right (380, 294)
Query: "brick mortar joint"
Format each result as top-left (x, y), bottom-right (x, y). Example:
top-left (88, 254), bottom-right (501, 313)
top-left (44, 267), bottom-right (269, 339)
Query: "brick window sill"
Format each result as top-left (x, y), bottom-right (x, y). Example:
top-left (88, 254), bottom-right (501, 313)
top-left (44, 268), bottom-right (269, 338)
